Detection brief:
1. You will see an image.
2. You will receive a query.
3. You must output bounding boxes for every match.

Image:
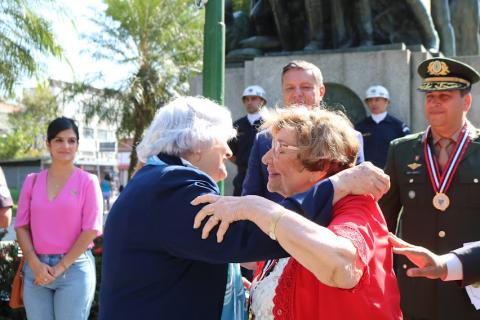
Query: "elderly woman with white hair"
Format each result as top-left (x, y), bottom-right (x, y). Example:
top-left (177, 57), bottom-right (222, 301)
top-left (99, 96), bottom-right (390, 320)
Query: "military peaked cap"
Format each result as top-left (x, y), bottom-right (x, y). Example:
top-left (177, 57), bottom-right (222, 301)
top-left (417, 57), bottom-right (480, 92)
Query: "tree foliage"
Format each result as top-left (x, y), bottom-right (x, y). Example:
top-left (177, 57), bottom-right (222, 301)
top-left (68, 0), bottom-right (204, 178)
top-left (0, 84), bottom-right (60, 159)
top-left (0, 0), bottom-right (62, 96)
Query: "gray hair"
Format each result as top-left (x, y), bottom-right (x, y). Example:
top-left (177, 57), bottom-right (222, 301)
top-left (136, 96), bottom-right (236, 162)
top-left (281, 60), bottom-right (324, 85)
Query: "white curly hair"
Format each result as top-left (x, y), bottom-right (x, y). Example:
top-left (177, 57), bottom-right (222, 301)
top-left (136, 96), bottom-right (236, 162)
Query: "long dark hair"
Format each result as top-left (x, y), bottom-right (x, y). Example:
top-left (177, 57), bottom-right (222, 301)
top-left (47, 117), bottom-right (79, 142)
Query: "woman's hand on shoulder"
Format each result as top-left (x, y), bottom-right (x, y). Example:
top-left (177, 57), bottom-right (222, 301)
top-left (191, 194), bottom-right (247, 242)
top-left (331, 162), bottom-right (390, 202)
top-left (191, 194), bottom-right (278, 242)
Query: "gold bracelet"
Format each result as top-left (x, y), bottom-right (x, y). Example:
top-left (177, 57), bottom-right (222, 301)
top-left (268, 209), bottom-right (286, 241)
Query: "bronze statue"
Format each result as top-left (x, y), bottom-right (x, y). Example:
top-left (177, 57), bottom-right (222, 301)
top-left (404, 0), bottom-right (440, 53)
top-left (224, 0), bottom-right (479, 57)
top-left (267, 0), bottom-right (306, 51)
top-left (226, 0), bottom-right (282, 60)
top-left (431, 0), bottom-right (456, 56)
top-left (451, 0), bottom-right (480, 56)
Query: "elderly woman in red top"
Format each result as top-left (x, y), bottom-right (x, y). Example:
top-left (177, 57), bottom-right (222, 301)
top-left (193, 107), bottom-right (402, 319)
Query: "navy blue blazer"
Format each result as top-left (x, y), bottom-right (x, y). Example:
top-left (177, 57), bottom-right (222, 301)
top-left (355, 114), bottom-right (410, 169)
top-left (100, 154), bottom-right (334, 320)
top-left (453, 243), bottom-right (480, 286)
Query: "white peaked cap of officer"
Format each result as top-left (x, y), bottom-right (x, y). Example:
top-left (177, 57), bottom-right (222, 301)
top-left (242, 85), bottom-right (268, 104)
top-left (365, 85), bottom-right (390, 100)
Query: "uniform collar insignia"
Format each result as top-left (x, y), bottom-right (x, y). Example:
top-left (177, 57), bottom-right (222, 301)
top-left (408, 163), bottom-right (422, 170)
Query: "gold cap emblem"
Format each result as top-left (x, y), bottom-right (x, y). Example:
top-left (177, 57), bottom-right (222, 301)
top-left (427, 61), bottom-right (450, 76)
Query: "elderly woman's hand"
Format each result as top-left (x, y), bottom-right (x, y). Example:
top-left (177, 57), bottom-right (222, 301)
top-left (330, 161), bottom-right (390, 202)
top-left (191, 195), bottom-right (279, 242)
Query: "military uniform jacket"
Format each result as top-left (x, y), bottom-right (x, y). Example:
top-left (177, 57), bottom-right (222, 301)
top-left (355, 114), bottom-right (410, 168)
top-left (229, 116), bottom-right (262, 172)
top-left (229, 116), bottom-right (262, 196)
top-left (379, 128), bottom-right (480, 320)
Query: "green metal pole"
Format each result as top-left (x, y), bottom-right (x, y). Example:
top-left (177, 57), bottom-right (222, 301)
top-left (202, 0), bottom-right (225, 194)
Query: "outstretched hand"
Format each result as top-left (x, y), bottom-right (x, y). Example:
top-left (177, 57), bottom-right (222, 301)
top-left (191, 194), bottom-right (248, 243)
top-left (389, 233), bottom-right (447, 280)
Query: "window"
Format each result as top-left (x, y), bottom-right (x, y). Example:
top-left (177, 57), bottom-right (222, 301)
top-left (83, 127), bottom-right (94, 139)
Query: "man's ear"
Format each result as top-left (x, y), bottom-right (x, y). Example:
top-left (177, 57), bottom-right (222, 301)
top-left (319, 84), bottom-right (326, 98)
top-left (463, 92), bottom-right (472, 112)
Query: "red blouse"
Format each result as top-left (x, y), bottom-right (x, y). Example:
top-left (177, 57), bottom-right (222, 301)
top-left (268, 195), bottom-right (402, 320)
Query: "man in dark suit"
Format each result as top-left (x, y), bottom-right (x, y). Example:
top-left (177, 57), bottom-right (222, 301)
top-left (389, 234), bottom-right (480, 287)
top-left (380, 57), bottom-right (480, 319)
top-left (229, 85), bottom-right (267, 196)
top-left (242, 60), bottom-right (365, 202)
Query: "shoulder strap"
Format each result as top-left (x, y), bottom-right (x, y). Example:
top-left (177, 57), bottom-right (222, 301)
top-left (29, 173), bottom-right (37, 218)
top-left (32, 173), bottom-right (37, 189)
top-left (30, 173), bottom-right (37, 198)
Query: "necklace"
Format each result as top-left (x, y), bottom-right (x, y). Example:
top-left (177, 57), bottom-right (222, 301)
top-left (47, 168), bottom-right (74, 200)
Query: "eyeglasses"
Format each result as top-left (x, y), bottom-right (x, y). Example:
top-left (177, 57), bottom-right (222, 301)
top-left (271, 139), bottom-right (299, 158)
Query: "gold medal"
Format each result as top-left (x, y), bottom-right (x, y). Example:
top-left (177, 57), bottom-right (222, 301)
top-left (424, 124), bottom-right (471, 212)
top-left (433, 193), bottom-right (450, 211)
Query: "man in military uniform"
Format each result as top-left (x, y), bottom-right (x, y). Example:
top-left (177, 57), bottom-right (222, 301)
top-left (355, 85), bottom-right (410, 168)
top-left (229, 85), bottom-right (267, 196)
top-left (380, 57), bottom-right (480, 319)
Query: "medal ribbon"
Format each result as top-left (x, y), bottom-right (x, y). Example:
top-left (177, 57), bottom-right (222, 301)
top-left (423, 123), bottom-right (471, 194)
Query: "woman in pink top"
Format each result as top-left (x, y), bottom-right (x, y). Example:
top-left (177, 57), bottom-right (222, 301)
top-left (15, 117), bottom-right (103, 320)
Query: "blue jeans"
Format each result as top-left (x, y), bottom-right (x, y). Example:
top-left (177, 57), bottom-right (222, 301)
top-left (23, 251), bottom-right (96, 320)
